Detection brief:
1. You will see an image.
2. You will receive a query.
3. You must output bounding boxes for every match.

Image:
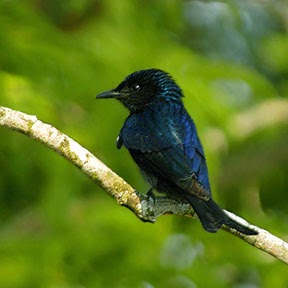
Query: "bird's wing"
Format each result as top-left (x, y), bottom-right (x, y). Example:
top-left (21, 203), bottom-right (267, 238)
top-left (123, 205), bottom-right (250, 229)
top-left (122, 105), bottom-right (211, 200)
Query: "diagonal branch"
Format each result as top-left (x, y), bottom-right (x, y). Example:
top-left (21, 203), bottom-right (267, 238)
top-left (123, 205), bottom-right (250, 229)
top-left (0, 106), bottom-right (287, 264)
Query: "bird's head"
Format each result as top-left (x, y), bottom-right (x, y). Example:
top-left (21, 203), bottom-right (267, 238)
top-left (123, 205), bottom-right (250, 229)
top-left (96, 69), bottom-right (183, 112)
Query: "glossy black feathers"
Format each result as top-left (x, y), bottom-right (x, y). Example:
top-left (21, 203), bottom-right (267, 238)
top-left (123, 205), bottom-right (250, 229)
top-left (97, 68), bottom-right (257, 235)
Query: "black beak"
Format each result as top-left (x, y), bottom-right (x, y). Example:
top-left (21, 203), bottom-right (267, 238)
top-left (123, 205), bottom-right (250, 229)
top-left (96, 89), bottom-right (122, 99)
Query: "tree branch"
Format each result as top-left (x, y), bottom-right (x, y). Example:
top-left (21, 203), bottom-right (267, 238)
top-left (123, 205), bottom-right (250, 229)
top-left (0, 106), bottom-right (287, 264)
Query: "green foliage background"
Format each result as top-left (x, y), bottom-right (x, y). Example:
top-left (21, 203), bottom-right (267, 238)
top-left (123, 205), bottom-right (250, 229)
top-left (0, 0), bottom-right (288, 287)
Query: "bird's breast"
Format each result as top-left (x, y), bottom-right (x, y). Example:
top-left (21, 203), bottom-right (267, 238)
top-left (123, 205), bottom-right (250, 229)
top-left (121, 107), bottom-right (180, 152)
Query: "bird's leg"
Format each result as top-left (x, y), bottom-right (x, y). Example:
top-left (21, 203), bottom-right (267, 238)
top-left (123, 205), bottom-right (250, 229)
top-left (146, 187), bottom-right (153, 195)
top-left (146, 187), bottom-right (155, 198)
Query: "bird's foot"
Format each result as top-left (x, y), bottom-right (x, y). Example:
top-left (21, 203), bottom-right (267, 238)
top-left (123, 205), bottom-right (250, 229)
top-left (146, 188), bottom-right (155, 198)
top-left (146, 188), bottom-right (156, 205)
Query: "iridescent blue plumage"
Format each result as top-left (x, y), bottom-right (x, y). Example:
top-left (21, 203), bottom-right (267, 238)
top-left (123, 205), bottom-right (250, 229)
top-left (119, 98), bottom-right (211, 195)
top-left (97, 69), bottom-right (257, 235)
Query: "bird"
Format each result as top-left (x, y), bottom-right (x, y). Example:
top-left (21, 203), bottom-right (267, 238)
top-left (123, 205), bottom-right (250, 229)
top-left (96, 68), bottom-right (257, 235)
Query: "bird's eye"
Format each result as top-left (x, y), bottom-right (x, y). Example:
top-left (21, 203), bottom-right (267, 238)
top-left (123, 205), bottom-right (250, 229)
top-left (132, 84), bottom-right (141, 92)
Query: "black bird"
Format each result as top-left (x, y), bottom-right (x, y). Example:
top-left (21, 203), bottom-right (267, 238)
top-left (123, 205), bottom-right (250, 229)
top-left (96, 69), bottom-right (257, 235)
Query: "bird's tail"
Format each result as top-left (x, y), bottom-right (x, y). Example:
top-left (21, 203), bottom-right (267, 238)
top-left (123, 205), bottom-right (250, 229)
top-left (185, 195), bottom-right (257, 235)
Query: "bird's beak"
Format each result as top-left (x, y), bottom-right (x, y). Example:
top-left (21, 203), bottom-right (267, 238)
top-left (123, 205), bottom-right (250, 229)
top-left (96, 89), bottom-right (122, 99)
